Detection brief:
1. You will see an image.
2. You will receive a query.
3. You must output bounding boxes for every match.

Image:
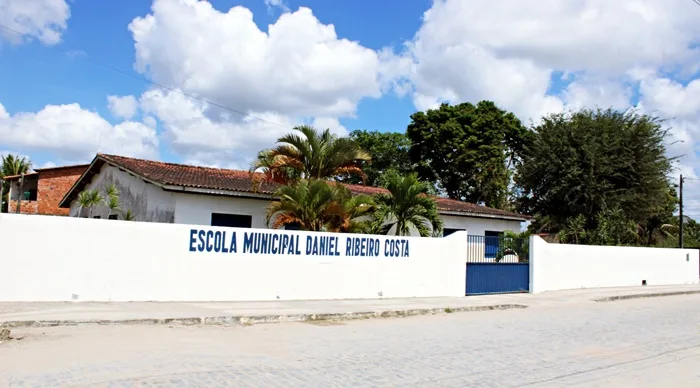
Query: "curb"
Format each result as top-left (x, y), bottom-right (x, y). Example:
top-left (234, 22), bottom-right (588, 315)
top-left (0, 304), bottom-right (527, 328)
top-left (594, 290), bottom-right (700, 302)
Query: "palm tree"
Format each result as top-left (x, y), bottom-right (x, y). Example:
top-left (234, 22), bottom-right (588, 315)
top-left (325, 184), bottom-right (375, 233)
top-left (266, 179), bottom-right (337, 231)
top-left (370, 173), bottom-right (443, 237)
top-left (121, 209), bottom-right (136, 221)
top-left (249, 149), bottom-right (301, 190)
top-left (83, 189), bottom-right (105, 218)
top-left (251, 125), bottom-right (371, 186)
top-left (103, 184), bottom-right (121, 219)
top-left (105, 195), bottom-right (121, 219)
top-left (76, 191), bottom-right (93, 218)
top-left (1, 154), bottom-right (32, 212)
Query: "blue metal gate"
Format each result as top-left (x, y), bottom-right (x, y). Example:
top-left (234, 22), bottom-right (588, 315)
top-left (465, 234), bottom-right (530, 295)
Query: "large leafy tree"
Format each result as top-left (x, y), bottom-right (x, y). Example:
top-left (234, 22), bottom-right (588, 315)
top-left (516, 108), bottom-right (675, 238)
top-left (371, 172), bottom-right (443, 237)
top-left (342, 130), bottom-right (413, 186)
top-left (406, 101), bottom-right (530, 209)
top-left (266, 179), bottom-right (373, 232)
top-left (1, 154), bottom-right (32, 212)
top-left (251, 125), bottom-right (371, 186)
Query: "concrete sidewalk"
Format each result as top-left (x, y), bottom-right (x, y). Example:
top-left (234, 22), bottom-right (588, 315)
top-left (1, 285), bottom-right (699, 328)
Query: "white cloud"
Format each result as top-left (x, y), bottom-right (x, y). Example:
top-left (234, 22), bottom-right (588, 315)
top-left (635, 75), bottom-right (700, 216)
top-left (390, 0), bottom-right (700, 217)
top-left (264, 0), bottom-right (289, 13)
top-left (0, 0), bottom-right (70, 45)
top-left (127, 0), bottom-right (390, 164)
top-left (393, 0), bottom-right (700, 121)
top-left (142, 115), bottom-right (157, 129)
top-left (310, 117), bottom-right (348, 137)
top-left (0, 102), bottom-right (159, 162)
top-left (107, 95), bottom-right (139, 120)
top-left (139, 89), bottom-right (296, 167)
top-left (129, 1), bottom-right (382, 117)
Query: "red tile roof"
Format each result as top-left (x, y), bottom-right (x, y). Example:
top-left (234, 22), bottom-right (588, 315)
top-left (34, 163), bottom-right (90, 172)
top-left (1, 172), bottom-right (38, 180)
top-left (61, 153), bottom-right (529, 220)
top-left (3, 164), bottom-right (90, 181)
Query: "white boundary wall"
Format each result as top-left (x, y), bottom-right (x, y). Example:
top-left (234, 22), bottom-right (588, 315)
top-left (0, 214), bottom-right (467, 302)
top-left (529, 236), bottom-right (699, 293)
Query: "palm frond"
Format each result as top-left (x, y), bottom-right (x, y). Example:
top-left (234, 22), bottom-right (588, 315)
top-left (371, 173), bottom-right (442, 237)
top-left (121, 209), bottom-right (136, 221)
top-left (104, 183), bottom-right (119, 199)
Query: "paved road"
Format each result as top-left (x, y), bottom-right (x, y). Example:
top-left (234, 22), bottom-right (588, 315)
top-left (1, 295), bottom-right (699, 387)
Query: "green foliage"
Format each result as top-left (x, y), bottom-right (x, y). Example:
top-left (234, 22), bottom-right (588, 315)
top-left (344, 130), bottom-right (414, 187)
top-left (1, 154), bottom-right (32, 212)
top-left (370, 172), bottom-right (443, 237)
top-left (490, 230), bottom-right (531, 263)
top-left (106, 195), bottom-right (121, 217)
top-left (558, 208), bottom-right (639, 246)
top-left (266, 179), bottom-right (373, 232)
top-left (121, 209), bottom-right (136, 221)
top-left (251, 125), bottom-right (371, 187)
top-left (324, 185), bottom-right (375, 233)
top-left (75, 185), bottom-right (127, 219)
top-left (104, 184), bottom-right (121, 219)
top-left (516, 108), bottom-right (675, 241)
top-left (407, 100), bottom-right (529, 209)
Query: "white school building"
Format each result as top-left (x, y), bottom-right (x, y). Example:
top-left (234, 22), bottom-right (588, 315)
top-left (57, 154), bottom-right (530, 236)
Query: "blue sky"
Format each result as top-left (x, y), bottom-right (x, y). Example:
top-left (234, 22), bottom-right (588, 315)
top-left (0, 0), bottom-right (432, 167)
top-left (1, 0), bottom-right (700, 215)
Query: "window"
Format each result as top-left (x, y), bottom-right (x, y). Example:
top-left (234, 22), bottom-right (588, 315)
top-left (484, 230), bottom-right (503, 259)
top-left (22, 190), bottom-right (37, 201)
top-left (443, 228), bottom-right (463, 237)
top-left (108, 214), bottom-right (118, 220)
top-left (211, 213), bottom-right (252, 228)
top-left (285, 222), bottom-right (302, 231)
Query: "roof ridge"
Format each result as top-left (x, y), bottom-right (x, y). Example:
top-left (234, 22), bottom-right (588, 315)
top-left (98, 153), bottom-right (251, 174)
top-left (34, 163), bottom-right (90, 172)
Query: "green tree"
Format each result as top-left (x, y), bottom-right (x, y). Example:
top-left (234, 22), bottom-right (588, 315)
top-left (406, 101), bottom-right (529, 209)
top-left (343, 130), bottom-right (414, 186)
top-left (518, 108), bottom-right (675, 240)
top-left (251, 125), bottom-right (371, 187)
top-left (635, 184), bottom-right (677, 246)
top-left (1, 154), bottom-right (32, 212)
top-left (266, 179), bottom-right (372, 232)
top-left (370, 172), bottom-right (443, 237)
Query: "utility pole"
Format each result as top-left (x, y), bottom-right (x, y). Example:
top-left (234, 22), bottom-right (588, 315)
top-left (679, 174), bottom-right (684, 248)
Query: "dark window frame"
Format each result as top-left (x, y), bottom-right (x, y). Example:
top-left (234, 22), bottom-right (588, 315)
top-left (210, 213), bottom-right (253, 228)
top-left (484, 230), bottom-right (504, 259)
top-left (285, 222), bottom-right (302, 231)
top-left (443, 228), bottom-right (463, 237)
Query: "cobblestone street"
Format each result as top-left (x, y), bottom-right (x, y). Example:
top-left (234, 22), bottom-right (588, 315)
top-left (1, 294), bottom-right (699, 387)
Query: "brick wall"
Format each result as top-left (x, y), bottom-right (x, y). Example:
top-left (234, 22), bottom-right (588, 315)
top-left (8, 199), bottom-right (39, 214)
top-left (35, 166), bottom-right (86, 216)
